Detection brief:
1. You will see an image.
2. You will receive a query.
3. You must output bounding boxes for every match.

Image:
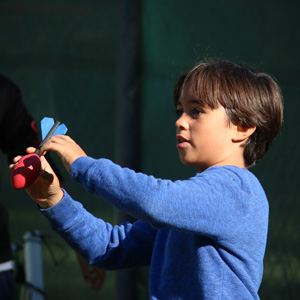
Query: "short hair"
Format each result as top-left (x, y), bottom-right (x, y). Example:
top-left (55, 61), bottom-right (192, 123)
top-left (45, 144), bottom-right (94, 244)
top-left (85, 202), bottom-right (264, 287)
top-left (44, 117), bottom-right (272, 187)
top-left (173, 61), bottom-right (284, 168)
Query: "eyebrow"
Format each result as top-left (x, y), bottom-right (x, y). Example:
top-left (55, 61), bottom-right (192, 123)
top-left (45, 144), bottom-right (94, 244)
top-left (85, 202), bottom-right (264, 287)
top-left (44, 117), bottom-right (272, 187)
top-left (177, 98), bottom-right (202, 106)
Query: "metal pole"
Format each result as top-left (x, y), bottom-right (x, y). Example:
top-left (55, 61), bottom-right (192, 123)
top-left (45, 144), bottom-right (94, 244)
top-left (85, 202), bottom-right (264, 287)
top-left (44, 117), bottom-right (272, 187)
top-left (115, 0), bottom-right (141, 299)
top-left (23, 230), bottom-right (45, 300)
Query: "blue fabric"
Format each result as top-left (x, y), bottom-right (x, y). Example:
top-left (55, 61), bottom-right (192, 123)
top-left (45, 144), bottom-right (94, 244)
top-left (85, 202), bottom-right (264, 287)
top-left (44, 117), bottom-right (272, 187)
top-left (0, 270), bottom-right (14, 300)
top-left (41, 157), bottom-right (269, 299)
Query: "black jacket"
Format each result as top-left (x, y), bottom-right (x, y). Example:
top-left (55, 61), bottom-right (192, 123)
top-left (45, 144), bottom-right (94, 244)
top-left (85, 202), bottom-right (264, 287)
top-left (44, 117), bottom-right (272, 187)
top-left (0, 75), bottom-right (39, 263)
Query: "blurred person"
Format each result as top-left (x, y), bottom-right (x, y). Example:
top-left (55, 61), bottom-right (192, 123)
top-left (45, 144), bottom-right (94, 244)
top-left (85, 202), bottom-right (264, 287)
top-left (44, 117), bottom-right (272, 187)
top-left (0, 74), bottom-right (104, 299)
top-left (0, 74), bottom-right (40, 300)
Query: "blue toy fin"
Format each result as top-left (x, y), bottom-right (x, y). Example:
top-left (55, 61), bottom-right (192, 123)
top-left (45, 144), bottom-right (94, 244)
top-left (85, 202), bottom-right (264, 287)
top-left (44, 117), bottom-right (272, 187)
top-left (41, 117), bottom-right (68, 140)
top-left (53, 123), bottom-right (68, 136)
top-left (41, 117), bottom-right (54, 140)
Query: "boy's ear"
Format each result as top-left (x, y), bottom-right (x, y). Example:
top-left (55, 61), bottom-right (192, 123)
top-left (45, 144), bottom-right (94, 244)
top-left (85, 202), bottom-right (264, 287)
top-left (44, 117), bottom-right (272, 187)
top-left (231, 123), bottom-right (256, 143)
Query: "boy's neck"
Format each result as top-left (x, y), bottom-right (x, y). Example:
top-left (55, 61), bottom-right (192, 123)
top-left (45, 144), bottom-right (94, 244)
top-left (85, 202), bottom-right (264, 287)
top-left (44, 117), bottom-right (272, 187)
top-left (196, 155), bottom-right (247, 173)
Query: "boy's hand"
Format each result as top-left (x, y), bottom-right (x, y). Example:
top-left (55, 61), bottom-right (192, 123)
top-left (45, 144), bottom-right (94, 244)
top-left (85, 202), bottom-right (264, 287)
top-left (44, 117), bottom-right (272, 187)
top-left (76, 254), bottom-right (105, 291)
top-left (38, 135), bottom-right (87, 173)
top-left (10, 150), bottom-right (63, 209)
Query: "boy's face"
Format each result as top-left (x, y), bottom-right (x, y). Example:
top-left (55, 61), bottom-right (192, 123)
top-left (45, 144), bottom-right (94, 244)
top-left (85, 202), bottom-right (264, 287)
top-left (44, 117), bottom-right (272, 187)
top-left (175, 81), bottom-right (242, 172)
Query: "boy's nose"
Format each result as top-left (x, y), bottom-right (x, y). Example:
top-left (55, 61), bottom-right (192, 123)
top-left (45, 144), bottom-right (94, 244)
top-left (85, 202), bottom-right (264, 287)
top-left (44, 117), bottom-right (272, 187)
top-left (175, 114), bottom-right (188, 130)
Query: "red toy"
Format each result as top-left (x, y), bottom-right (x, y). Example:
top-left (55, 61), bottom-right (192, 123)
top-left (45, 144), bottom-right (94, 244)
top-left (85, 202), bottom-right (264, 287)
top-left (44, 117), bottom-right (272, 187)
top-left (10, 117), bottom-right (67, 189)
top-left (10, 154), bottom-right (41, 189)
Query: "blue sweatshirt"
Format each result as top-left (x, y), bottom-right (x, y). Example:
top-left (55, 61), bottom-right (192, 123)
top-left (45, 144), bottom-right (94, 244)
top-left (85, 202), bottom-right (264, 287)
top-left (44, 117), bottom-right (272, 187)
top-left (41, 157), bottom-right (268, 299)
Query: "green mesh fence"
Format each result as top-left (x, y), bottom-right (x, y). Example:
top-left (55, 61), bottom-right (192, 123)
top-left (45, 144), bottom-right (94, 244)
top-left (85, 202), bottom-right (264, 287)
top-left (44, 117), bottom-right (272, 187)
top-left (0, 1), bottom-right (299, 299)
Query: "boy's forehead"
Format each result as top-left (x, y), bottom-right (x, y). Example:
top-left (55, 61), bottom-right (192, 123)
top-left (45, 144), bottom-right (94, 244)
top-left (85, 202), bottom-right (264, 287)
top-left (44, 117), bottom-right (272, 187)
top-left (177, 81), bottom-right (207, 107)
top-left (177, 97), bottom-right (202, 106)
top-left (177, 76), bottom-right (221, 110)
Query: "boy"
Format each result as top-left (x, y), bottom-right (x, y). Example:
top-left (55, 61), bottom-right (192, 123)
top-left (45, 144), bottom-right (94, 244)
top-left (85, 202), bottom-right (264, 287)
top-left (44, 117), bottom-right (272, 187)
top-left (12, 61), bottom-right (283, 299)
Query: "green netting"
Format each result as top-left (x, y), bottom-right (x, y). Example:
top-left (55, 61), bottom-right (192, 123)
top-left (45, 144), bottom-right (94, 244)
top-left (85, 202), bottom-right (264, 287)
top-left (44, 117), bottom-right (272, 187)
top-left (0, 1), bottom-right (299, 299)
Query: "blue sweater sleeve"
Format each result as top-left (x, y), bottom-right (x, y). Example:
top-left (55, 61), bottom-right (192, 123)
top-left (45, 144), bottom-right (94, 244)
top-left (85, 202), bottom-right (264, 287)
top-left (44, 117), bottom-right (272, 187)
top-left (70, 157), bottom-right (268, 241)
top-left (40, 189), bottom-right (157, 268)
top-left (41, 158), bottom-right (268, 298)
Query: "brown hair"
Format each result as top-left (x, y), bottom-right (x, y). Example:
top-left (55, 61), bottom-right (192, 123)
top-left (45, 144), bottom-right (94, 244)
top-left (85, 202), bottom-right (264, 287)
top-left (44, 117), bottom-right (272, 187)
top-left (173, 61), bottom-right (284, 168)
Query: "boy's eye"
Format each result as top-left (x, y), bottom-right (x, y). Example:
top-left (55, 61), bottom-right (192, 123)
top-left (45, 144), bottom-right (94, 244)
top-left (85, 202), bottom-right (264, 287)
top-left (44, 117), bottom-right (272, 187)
top-left (176, 108), bottom-right (183, 117)
top-left (192, 108), bottom-right (203, 115)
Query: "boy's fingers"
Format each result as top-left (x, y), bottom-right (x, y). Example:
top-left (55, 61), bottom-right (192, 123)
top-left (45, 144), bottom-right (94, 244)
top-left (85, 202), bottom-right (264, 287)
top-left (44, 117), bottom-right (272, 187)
top-left (39, 169), bottom-right (54, 184)
top-left (39, 138), bottom-right (63, 156)
top-left (11, 155), bottom-right (23, 165)
top-left (26, 147), bottom-right (37, 153)
top-left (9, 147), bottom-right (38, 169)
top-left (14, 155), bottom-right (22, 162)
top-left (36, 149), bottom-right (47, 157)
top-left (40, 156), bottom-right (54, 172)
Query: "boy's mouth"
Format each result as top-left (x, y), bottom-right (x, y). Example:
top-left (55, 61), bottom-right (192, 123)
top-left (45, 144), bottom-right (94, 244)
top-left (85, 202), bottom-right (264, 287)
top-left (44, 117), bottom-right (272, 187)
top-left (176, 135), bottom-right (190, 148)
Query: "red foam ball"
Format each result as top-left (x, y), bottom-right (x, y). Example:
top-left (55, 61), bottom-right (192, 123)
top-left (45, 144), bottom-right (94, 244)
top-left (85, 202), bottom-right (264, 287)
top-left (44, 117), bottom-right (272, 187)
top-left (10, 154), bottom-right (41, 189)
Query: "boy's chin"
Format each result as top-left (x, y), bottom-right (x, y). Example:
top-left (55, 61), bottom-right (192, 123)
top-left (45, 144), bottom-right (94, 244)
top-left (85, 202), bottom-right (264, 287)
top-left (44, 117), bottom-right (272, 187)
top-left (178, 156), bottom-right (189, 166)
top-left (179, 157), bottom-right (207, 172)
top-left (179, 157), bottom-right (196, 169)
